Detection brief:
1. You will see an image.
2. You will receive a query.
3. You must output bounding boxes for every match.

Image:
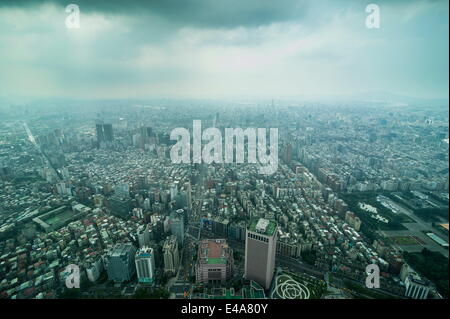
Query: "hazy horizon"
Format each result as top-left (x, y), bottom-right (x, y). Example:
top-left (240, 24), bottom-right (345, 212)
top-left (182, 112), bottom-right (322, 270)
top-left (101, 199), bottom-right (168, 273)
top-left (0, 0), bottom-right (449, 101)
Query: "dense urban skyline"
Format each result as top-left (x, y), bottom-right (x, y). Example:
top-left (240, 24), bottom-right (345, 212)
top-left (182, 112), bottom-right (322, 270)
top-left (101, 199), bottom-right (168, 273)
top-left (0, 0), bottom-right (448, 303)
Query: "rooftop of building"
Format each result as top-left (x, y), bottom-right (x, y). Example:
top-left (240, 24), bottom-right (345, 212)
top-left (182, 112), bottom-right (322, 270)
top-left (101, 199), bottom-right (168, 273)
top-left (163, 235), bottom-right (178, 250)
top-left (425, 232), bottom-right (449, 247)
top-left (408, 273), bottom-right (431, 286)
top-left (136, 246), bottom-right (153, 257)
top-left (248, 218), bottom-right (277, 236)
top-left (108, 242), bottom-right (135, 257)
top-left (194, 281), bottom-right (265, 299)
top-left (198, 239), bottom-right (230, 265)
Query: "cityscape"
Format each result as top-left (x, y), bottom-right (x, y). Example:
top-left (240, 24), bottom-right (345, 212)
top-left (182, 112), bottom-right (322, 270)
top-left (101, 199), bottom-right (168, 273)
top-left (0, 0), bottom-right (449, 303)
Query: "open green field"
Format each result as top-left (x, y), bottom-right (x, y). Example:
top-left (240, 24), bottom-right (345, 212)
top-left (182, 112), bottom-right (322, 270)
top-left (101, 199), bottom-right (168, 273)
top-left (42, 209), bottom-right (73, 225)
top-left (389, 236), bottom-right (424, 246)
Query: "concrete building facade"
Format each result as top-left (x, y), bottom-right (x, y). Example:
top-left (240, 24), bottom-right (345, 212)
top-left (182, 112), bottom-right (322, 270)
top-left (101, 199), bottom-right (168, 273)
top-left (244, 218), bottom-right (277, 290)
top-left (104, 243), bottom-right (137, 283)
top-left (195, 239), bottom-right (233, 285)
top-left (163, 235), bottom-right (179, 274)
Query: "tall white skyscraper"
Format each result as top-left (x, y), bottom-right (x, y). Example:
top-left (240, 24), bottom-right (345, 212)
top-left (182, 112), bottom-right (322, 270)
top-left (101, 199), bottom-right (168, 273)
top-left (404, 273), bottom-right (431, 299)
top-left (135, 247), bottom-right (156, 284)
top-left (137, 224), bottom-right (151, 248)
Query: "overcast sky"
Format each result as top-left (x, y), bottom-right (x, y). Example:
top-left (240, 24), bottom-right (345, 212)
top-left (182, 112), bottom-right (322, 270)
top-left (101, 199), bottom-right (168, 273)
top-left (0, 0), bottom-right (448, 101)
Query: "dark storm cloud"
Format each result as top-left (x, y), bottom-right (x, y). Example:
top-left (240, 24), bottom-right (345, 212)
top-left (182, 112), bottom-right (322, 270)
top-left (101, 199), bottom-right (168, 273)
top-left (0, 0), bottom-right (448, 100)
top-left (0, 0), bottom-right (310, 28)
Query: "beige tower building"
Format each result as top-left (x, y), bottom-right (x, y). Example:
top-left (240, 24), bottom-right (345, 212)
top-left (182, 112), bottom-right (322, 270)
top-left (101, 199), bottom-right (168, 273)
top-left (244, 218), bottom-right (277, 290)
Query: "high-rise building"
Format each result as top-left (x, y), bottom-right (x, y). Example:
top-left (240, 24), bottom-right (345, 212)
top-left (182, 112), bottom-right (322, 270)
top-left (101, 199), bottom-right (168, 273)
top-left (244, 218), bottom-right (278, 290)
top-left (137, 224), bottom-right (151, 248)
top-left (103, 123), bottom-right (114, 142)
top-left (84, 256), bottom-right (104, 283)
top-left (185, 181), bottom-right (192, 211)
top-left (135, 247), bottom-right (156, 284)
top-left (170, 182), bottom-right (178, 200)
top-left (96, 122), bottom-right (104, 143)
top-left (108, 195), bottom-right (131, 219)
top-left (170, 214), bottom-right (185, 245)
top-left (283, 142), bottom-right (292, 164)
top-left (163, 235), bottom-right (179, 274)
top-left (195, 239), bottom-right (233, 285)
top-left (146, 126), bottom-right (153, 138)
top-left (104, 243), bottom-right (137, 283)
top-left (345, 211), bottom-right (361, 231)
top-left (95, 122), bottom-right (114, 143)
top-left (210, 217), bottom-right (229, 237)
top-left (143, 197), bottom-right (151, 210)
top-left (114, 183), bottom-right (130, 198)
top-left (227, 222), bottom-right (247, 242)
top-left (404, 274), bottom-right (431, 299)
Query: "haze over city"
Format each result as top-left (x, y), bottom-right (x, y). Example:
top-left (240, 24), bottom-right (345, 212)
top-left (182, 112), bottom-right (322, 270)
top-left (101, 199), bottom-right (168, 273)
top-left (0, 0), bottom-right (448, 102)
top-left (0, 0), bottom-right (448, 304)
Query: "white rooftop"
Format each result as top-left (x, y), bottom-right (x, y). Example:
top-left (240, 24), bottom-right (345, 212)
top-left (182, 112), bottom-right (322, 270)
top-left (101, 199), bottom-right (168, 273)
top-left (256, 218), bottom-right (269, 233)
